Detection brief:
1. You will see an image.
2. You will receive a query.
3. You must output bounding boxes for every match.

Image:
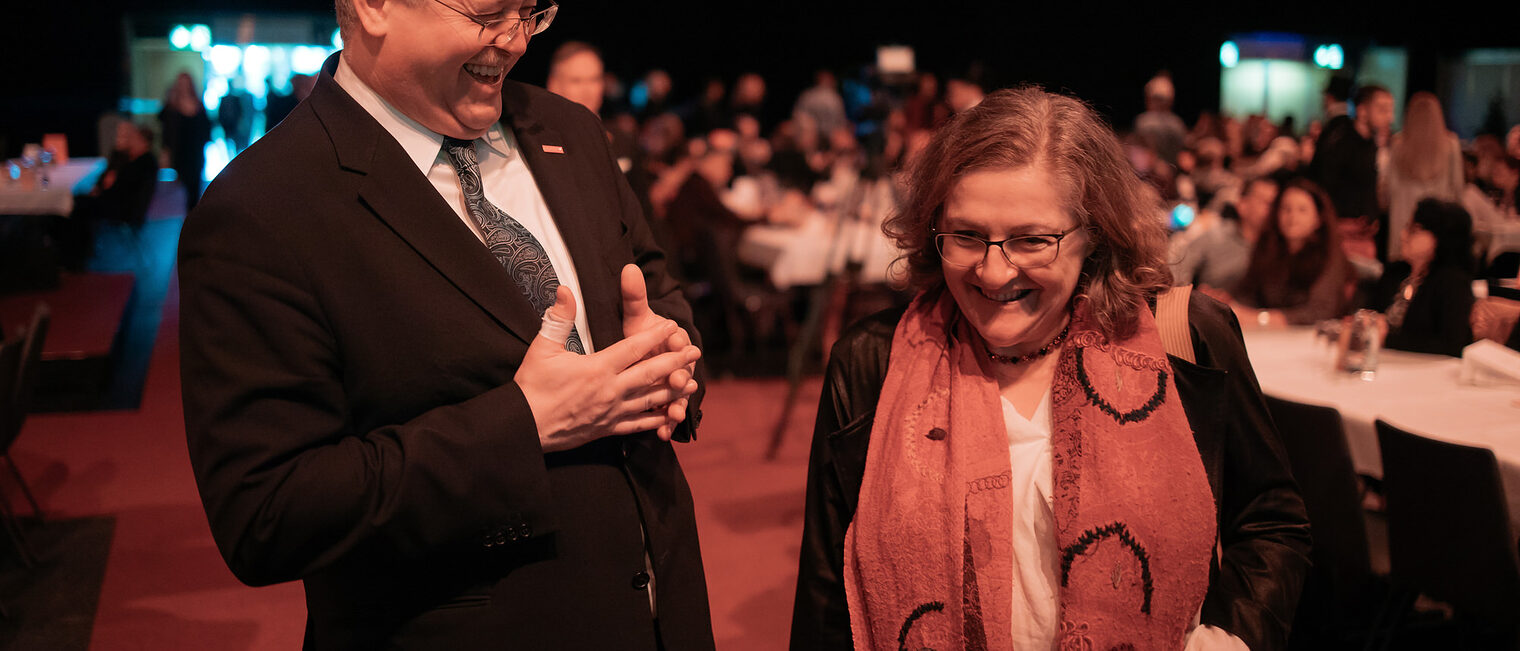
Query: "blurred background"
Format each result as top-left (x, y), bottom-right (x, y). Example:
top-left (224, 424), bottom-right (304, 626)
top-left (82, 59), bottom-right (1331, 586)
top-left (1, 1), bottom-right (1519, 650)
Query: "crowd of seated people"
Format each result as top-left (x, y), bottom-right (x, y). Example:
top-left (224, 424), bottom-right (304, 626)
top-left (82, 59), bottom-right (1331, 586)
top-left (544, 52), bottom-right (1520, 359)
top-left (546, 45), bottom-right (999, 368)
top-left (1123, 74), bottom-right (1520, 354)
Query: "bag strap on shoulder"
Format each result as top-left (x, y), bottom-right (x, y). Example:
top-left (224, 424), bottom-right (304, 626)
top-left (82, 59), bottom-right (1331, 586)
top-left (1155, 285), bottom-right (1196, 364)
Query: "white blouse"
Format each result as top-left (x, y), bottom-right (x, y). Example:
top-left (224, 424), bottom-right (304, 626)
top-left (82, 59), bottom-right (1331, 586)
top-left (1000, 392), bottom-right (1062, 649)
top-left (1000, 392), bottom-right (1247, 650)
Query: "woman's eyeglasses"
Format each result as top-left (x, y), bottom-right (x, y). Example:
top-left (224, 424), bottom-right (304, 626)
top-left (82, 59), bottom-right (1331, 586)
top-left (932, 225), bottom-right (1083, 268)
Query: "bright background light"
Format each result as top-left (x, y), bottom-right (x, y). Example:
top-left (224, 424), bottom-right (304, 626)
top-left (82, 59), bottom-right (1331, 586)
top-left (1170, 203), bottom-right (1196, 230)
top-left (1314, 44), bottom-right (1345, 69)
top-left (189, 24), bottom-right (212, 52)
top-left (290, 46), bottom-right (327, 75)
top-left (1220, 41), bottom-right (1239, 68)
top-left (207, 44), bottom-right (243, 77)
top-left (170, 25), bottom-right (191, 50)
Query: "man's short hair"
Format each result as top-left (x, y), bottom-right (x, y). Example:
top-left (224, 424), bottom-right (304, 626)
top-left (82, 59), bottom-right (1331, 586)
top-left (550, 41), bottom-right (601, 72)
top-left (1324, 76), bottom-right (1353, 103)
top-left (335, 0), bottom-right (423, 42)
top-left (1145, 74), bottom-right (1175, 102)
top-left (335, 0), bottom-right (357, 41)
top-left (1353, 84), bottom-right (1390, 109)
top-left (1243, 175), bottom-right (1280, 195)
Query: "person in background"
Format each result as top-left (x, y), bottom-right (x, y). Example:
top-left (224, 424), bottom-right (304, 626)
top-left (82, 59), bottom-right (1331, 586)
top-left (685, 77), bottom-right (729, 136)
top-left (1173, 176), bottom-right (1280, 296)
top-left (1372, 199), bottom-right (1475, 357)
top-left (944, 73), bottom-right (985, 114)
top-left (546, 41), bottom-right (605, 116)
top-left (1381, 92), bottom-right (1464, 260)
top-left (91, 122), bottom-right (159, 227)
top-left (792, 86), bottom-right (1309, 650)
top-left (1190, 137), bottom-right (1239, 207)
top-left (217, 79), bottom-right (252, 155)
top-left (1310, 84), bottom-right (1393, 260)
top-left (264, 76), bottom-right (303, 129)
top-left (61, 122), bottom-right (160, 268)
top-left (1492, 155), bottom-right (1518, 216)
top-left (902, 71), bottom-right (949, 134)
top-left (1234, 178), bottom-right (1354, 326)
top-left (635, 69), bottom-right (673, 121)
top-left (1135, 72), bottom-right (1187, 167)
top-left (158, 71), bottom-right (213, 214)
top-left (729, 73), bottom-right (767, 130)
top-left (793, 69), bottom-right (848, 146)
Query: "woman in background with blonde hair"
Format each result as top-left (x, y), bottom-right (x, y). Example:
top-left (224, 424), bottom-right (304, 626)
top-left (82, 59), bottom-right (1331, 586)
top-left (1382, 91), bottom-right (1463, 259)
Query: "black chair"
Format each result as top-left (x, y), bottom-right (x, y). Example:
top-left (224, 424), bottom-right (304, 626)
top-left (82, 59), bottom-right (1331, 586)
top-left (1266, 397), bottom-right (1389, 647)
top-left (1, 304), bottom-right (46, 519)
top-left (1376, 419), bottom-right (1520, 649)
top-left (0, 337), bottom-right (32, 567)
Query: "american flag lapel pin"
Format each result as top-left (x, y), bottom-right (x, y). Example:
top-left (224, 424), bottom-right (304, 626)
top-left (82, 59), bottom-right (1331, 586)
top-left (542, 144), bottom-right (565, 154)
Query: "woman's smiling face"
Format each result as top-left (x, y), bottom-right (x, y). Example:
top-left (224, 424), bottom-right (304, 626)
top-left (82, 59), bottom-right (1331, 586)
top-left (938, 165), bottom-right (1090, 356)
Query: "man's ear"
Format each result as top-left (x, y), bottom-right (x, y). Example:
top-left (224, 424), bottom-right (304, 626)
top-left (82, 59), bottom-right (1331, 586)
top-left (351, 0), bottom-right (394, 38)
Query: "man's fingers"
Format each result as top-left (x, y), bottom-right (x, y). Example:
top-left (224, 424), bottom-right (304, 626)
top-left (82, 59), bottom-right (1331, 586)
top-left (610, 411), bottom-right (677, 436)
top-left (666, 397), bottom-right (687, 424)
top-left (664, 326), bottom-right (691, 352)
top-left (667, 368), bottom-right (691, 390)
top-left (535, 286), bottom-right (578, 347)
top-left (612, 342), bottom-right (698, 391)
top-left (619, 368), bottom-right (698, 415)
top-left (620, 264), bottom-right (654, 320)
top-left (600, 319), bottom-right (679, 369)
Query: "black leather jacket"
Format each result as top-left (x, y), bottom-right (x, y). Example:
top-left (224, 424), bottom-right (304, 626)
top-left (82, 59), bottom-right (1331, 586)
top-left (790, 293), bottom-right (1312, 650)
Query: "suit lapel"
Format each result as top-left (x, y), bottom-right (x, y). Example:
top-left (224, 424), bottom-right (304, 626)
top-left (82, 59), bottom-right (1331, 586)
top-left (505, 101), bottom-right (624, 351)
top-left (309, 59), bottom-right (543, 346)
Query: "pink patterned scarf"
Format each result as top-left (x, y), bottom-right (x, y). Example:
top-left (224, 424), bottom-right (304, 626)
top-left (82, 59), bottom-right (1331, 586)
top-left (844, 290), bottom-right (1216, 649)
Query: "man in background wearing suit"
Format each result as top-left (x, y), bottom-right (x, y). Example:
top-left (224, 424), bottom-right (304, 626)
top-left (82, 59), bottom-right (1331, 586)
top-left (178, 0), bottom-right (714, 648)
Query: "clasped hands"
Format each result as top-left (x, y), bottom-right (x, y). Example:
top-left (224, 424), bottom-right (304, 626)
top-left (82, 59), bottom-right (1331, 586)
top-left (517, 265), bottom-right (700, 453)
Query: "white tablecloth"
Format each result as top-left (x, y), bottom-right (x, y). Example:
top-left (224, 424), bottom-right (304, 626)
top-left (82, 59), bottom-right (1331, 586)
top-left (736, 213), bottom-right (900, 289)
top-left (1242, 327), bottom-right (1520, 528)
top-left (0, 158), bottom-right (105, 216)
top-left (1482, 219), bottom-right (1520, 264)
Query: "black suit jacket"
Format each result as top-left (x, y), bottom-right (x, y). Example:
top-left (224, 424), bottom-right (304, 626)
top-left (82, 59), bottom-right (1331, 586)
top-left (1309, 114), bottom-right (1378, 223)
top-left (179, 55), bottom-right (714, 650)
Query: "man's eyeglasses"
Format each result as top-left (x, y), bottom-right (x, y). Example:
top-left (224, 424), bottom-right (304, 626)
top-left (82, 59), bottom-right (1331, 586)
top-left (932, 225), bottom-right (1083, 269)
top-left (431, 0), bottom-right (558, 45)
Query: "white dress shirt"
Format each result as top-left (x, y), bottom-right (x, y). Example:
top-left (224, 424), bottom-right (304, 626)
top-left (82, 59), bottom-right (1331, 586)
top-left (334, 58), bottom-right (595, 353)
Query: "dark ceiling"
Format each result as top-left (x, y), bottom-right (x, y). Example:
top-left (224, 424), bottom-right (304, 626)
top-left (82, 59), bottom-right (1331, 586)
top-left (6, 1), bottom-right (1519, 154)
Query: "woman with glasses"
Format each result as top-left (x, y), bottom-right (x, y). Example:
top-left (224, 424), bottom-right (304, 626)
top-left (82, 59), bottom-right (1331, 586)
top-left (790, 87), bottom-right (1309, 650)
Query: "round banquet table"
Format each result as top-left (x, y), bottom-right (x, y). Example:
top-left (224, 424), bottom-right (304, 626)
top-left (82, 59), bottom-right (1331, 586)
top-left (0, 157), bottom-right (106, 216)
top-left (1241, 326), bottom-right (1520, 530)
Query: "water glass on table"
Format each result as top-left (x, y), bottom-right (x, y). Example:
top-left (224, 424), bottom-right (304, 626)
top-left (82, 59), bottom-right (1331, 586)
top-left (1335, 310), bottom-right (1382, 380)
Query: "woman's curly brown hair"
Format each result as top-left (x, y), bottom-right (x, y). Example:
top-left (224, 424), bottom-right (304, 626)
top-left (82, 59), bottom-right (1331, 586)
top-left (885, 86), bottom-right (1173, 339)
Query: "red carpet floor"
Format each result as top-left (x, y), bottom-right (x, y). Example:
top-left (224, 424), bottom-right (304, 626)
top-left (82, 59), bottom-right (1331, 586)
top-left (11, 269), bottom-right (823, 650)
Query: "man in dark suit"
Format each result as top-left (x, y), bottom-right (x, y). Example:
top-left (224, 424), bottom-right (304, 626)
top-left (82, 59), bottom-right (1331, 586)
top-left (178, 1), bottom-right (714, 648)
top-left (1309, 83), bottom-right (1394, 259)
